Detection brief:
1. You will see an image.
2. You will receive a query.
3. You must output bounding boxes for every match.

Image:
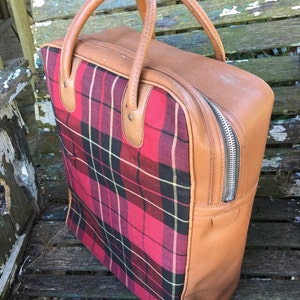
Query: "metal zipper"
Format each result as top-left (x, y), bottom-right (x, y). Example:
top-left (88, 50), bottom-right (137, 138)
top-left (203, 95), bottom-right (240, 202)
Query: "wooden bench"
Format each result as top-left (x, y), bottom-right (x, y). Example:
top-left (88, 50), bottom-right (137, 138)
top-left (0, 59), bottom-right (40, 299)
top-left (8, 0), bottom-right (300, 298)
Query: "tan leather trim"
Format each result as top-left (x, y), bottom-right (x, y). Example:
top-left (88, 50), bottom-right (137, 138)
top-left (59, 0), bottom-right (156, 113)
top-left (126, 0), bottom-right (156, 111)
top-left (136, 0), bottom-right (156, 39)
top-left (136, 0), bottom-right (225, 61)
top-left (122, 83), bottom-right (153, 148)
top-left (59, 56), bottom-right (81, 112)
top-left (182, 186), bottom-right (257, 299)
top-left (58, 0), bottom-right (225, 111)
top-left (180, 0), bottom-right (225, 61)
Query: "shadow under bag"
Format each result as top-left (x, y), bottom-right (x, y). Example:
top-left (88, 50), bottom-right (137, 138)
top-left (41, 0), bottom-right (274, 299)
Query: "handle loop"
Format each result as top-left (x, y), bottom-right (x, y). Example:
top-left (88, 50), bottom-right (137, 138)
top-left (136, 0), bottom-right (225, 62)
top-left (60, 0), bottom-right (225, 112)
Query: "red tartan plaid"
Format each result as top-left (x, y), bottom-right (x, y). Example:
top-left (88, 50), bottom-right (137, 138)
top-left (42, 47), bottom-right (191, 299)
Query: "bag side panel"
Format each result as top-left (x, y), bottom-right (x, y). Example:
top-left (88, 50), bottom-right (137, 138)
top-left (42, 46), bottom-right (192, 300)
top-left (182, 188), bottom-right (256, 300)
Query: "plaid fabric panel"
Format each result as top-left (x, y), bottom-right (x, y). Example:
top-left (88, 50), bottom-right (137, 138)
top-left (42, 46), bottom-right (191, 300)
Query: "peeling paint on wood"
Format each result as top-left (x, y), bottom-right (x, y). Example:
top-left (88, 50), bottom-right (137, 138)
top-left (0, 234), bottom-right (26, 297)
top-left (220, 6), bottom-right (241, 17)
top-left (0, 129), bottom-right (38, 201)
top-left (275, 171), bottom-right (300, 197)
top-left (0, 101), bottom-right (39, 204)
top-left (34, 101), bottom-right (56, 127)
top-left (0, 59), bottom-right (31, 109)
top-left (32, 0), bottom-right (45, 8)
top-left (262, 156), bottom-right (282, 169)
top-left (269, 125), bottom-right (287, 142)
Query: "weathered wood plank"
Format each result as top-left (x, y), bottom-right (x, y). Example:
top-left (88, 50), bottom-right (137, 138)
top-left (17, 274), bottom-right (137, 299)
top-left (24, 245), bottom-right (105, 272)
top-left (14, 275), bottom-right (300, 299)
top-left (10, 0), bottom-right (35, 74)
top-left (31, 0), bottom-right (300, 47)
top-left (39, 202), bottom-right (68, 221)
top-left (159, 17), bottom-right (300, 56)
top-left (0, 104), bottom-right (39, 225)
top-left (231, 55), bottom-right (300, 84)
top-left (29, 221), bottom-right (76, 245)
top-left (31, 0), bottom-right (173, 22)
top-left (262, 149), bottom-right (300, 172)
top-left (0, 214), bottom-right (17, 265)
top-left (251, 197), bottom-right (300, 222)
top-left (23, 245), bottom-right (300, 277)
top-left (0, 18), bottom-right (13, 35)
top-left (272, 86), bottom-right (300, 116)
top-left (247, 222), bottom-right (300, 249)
top-left (31, 0), bottom-right (300, 28)
top-left (0, 59), bottom-right (31, 109)
top-left (257, 173), bottom-right (300, 198)
top-left (0, 216), bottom-right (35, 300)
top-left (267, 117), bottom-right (300, 145)
top-left (241, 249), bottom-right (300, 277)
top-left (232, 280), bottom-right (300, 300)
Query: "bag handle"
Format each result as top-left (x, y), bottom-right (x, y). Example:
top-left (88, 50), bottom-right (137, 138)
top-left (135, 0), bottom-right (225, 62)
top-left (60, 0), bottom-right (225, 112)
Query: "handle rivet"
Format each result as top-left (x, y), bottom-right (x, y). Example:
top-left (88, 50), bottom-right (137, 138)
top-left (128, 113), bottom-right (134, 121)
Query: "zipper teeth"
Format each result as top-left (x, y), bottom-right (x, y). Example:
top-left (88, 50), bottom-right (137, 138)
top-left (204, 97), bottom-right (240, 202)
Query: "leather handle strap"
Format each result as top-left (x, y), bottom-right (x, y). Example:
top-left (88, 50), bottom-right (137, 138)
top-left (60, 0), bottom-right (225, 111)
top-left (136, 0), bottom-right (225, 62)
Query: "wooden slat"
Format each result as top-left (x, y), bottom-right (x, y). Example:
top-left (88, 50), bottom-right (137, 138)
top-left (0, 17), bottom-right (13, 34)
top-left (272, 86), bottom-right (300, 116)
top-left (10, 0), bottom-right (35, 74)
top-left (18, 274), bottom-right (137, 299)
top-left (31, 0), bottom-right (173, 22)
top-left (16, 275), bottom-right (300, 299)
top-left (0, 214), bottom-right (17, 265)
top-left (262, 149), bottom-right (300, 172)
top-left (0, 59), bottom-right (31, 108)
top-left (231, 55), bottom-right (300, 84)
top-left (0, 216), bottom-right (35, 300)
top-left (31, 0), bottom-right (300, 28)
top-left (159, 17), bottom-right (300, 56)
top-left (267, 117), bottom-right (300, 145)
top-left (31, 0), bottom-right (300, 47)
top-left (241, 249), bottom-right (300, 277)
top-left (39, 203), bottom-right (68, 221)
top-left (24, 245), bottom-right (106, 272)
top-left (257, 173), bottom-right (300, 198)
top-left (232, 280), bottom-right (300, 300)
top-left (247, 222), bottom-right (300, 249)
top-left (29, 220), bottom-right (76, 245)
top-left (251, 197), bottom-right (300, 222)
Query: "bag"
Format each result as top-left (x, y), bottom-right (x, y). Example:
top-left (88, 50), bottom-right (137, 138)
top-left (41, 0), bottom-right (274, 299)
